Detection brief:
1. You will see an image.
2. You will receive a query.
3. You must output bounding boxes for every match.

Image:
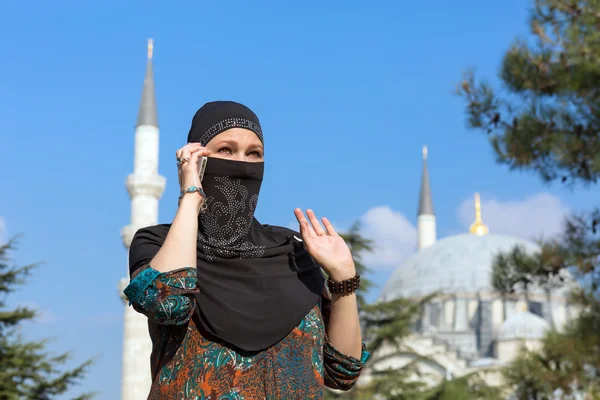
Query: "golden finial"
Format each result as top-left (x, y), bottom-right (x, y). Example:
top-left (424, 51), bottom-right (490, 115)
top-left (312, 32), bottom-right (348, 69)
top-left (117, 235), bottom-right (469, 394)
top-left (147, 38), bottom-right (154, 59)
top-left (516, 300), bottom-right (528, 313)
top-left (422, 145), bottom-right (428, 160)
top-left (469, 192), bottom-right (489, 236)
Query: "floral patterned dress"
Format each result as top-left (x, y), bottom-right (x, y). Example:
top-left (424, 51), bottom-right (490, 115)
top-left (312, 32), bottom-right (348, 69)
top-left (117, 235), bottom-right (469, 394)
top-left (124, 266), bottom-right (370, 400)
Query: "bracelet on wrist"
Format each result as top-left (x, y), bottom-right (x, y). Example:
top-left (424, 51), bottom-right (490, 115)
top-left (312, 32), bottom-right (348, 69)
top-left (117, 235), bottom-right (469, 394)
top-left (327, 273), bottom-right (360, 295)
top-left (178, 186), bottom-right (207, 211)
top-left (178, 185), bottom-right (206, 201)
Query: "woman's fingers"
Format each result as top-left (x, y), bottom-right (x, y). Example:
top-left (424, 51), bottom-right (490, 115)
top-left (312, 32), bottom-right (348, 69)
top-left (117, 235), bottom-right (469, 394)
top-left (180, 147), bottom-right (191, 161)
top-left (294, 208), bottom-right (307, 225)
top-left (176, 142), bottom-right (199, 155)
top-left (180, 144), bottom-right (211, 157)
top-left (176, 142), bottom-right (204, 156)
top-left (298, 220), bottom-right (311, 243)
top-left (295, 209), bottom-right (337, 240)
top-left (321, 217), bottom-right (338, 236)
top-left (187, 148), bottom-right (201, 177)
top-left (192, 147), bottom-right (212, 157)
top-left (306, 209), bottom-right (327, 236)
top-left (294, 208), bottom-right (317, 237)
top-left (177, 143), bottom-right (210, 189)
top-left (176, 144), bottom-right (211, 167)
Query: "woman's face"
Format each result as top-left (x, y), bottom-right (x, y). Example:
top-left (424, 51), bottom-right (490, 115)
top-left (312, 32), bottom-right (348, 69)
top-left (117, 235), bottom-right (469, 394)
top-left (205, 128), bottom-right (264, 162)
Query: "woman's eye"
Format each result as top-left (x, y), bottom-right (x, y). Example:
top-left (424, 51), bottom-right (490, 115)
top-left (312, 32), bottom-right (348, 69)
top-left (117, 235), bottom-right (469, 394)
top-left (248, 151), bottom-right (262, 158)
top-left (218, 148), bottom-right (233, 154)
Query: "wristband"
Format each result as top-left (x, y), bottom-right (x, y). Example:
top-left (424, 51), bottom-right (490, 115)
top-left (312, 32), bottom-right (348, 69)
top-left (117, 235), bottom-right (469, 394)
top-left (327, 273), bottom-right (361, 295)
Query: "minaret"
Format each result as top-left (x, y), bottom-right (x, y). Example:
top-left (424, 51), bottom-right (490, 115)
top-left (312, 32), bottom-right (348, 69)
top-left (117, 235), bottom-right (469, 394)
top-left (118, 38), bottom-right (166, 400)
top-left (469, 193), bottom-right (489, 236)
top-left (417, 145), bottom-right (436, 250)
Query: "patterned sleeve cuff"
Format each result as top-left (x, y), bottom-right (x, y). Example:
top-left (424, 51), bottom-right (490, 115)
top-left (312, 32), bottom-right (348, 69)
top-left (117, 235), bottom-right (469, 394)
top-left (123, 266), bottom-right (199, 325)
top-left (323, 341), bottom-right (370, 390)
top-left (124, 267), bottom-right (161, 306)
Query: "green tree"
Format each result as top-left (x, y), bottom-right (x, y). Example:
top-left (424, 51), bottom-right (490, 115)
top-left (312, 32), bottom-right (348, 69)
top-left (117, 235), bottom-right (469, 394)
top-left (459, 0), bottom-right (600, 187)
top-left (502, 307), bottom-right (600, 399)
top-left (491, 245), bottom-right (538, 300)
top-left (421, 373), bottom-right (503, 400)
top-left (458, 0), bottom-right (600, 397)
top-left (488, 227), bottom-right (600, 398)
top-left (0, 239), bottom-right (94, 400)
top-left (357, 296), bottom-right (435, 399)
top-left (340, 221), bottom-right (376, 309)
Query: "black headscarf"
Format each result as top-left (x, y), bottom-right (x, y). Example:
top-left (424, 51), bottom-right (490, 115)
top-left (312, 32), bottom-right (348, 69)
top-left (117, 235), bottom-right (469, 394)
top-left (129, 101), bottom-right (325, 353)
top-left (187, 100), bottom-right (264, 145)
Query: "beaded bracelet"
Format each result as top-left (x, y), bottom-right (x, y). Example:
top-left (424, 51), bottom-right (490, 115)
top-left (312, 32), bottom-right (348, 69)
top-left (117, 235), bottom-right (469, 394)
top-left (327, 273), bottom-right (361, 295)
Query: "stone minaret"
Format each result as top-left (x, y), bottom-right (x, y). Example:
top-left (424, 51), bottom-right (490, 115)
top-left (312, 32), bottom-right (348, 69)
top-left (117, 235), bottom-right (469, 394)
top-left (417, 145), bottom-right (436, 250)
top-left (118, 38), bottom-right (166, 400)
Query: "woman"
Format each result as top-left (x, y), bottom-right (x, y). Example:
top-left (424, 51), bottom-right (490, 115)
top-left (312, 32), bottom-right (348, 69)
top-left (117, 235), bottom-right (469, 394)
top-left (124, 101), bottom-right (369, 399)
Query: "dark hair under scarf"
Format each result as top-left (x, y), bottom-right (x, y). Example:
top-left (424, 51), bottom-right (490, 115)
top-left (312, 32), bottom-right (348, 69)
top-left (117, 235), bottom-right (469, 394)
top-left (129, 101), bottom-right (325, 353)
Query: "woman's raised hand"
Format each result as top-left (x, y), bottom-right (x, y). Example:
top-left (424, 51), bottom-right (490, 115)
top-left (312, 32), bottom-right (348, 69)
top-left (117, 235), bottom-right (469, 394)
top-left (294, 209), bottom-right (356, 282)
top-left (176, 143), bottom-right (212, 210)
top-left (176, 143), bottom-right (211, 189)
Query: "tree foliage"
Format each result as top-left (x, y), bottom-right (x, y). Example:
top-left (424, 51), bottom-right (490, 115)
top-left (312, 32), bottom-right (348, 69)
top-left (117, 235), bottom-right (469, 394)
top-left (491, 241), bottom-right (568, 298)
top-left (458, 0), bottom-right (600, 397)
top-left (359, 366), bottom-right (430, 400)
top-left (0, 239), bottom-right (94, 400)
top-left (340, 221), bottom-right (376, 309)
top-left (502, 299), bottom-right (600, 399)
top-left (458, 0), bottom-right (600, 186)
top-left (421, 373), bottom-right (503, 400)
top-left (325, 296), bottom-right (433, 400)
top-left (488, 218), bottom-right (600, 398)
top-left (361, 296), bottom-right (434, 356)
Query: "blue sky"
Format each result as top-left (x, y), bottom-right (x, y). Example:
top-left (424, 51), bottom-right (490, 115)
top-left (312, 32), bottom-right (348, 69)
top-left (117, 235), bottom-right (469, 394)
top-left (1, 1), bottom-right (598, 399)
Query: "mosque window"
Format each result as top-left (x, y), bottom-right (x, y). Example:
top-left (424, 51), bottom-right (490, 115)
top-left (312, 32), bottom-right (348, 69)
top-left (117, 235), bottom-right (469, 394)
top-left (528, 301), bottom-right (543, 317)
top-left (429, 303), bottom-right (441, 328)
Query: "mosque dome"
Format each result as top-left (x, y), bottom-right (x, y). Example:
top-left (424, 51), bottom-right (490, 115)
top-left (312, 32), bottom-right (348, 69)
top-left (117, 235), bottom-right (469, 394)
top-left (379, 233), bottom-right (546, 301)
top-left (497, 308), bottom-right (550, 341)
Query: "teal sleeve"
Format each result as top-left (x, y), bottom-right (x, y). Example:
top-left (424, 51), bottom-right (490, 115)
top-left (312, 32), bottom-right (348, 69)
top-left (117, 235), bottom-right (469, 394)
top-left (123, 266), bottom-right (198, 325)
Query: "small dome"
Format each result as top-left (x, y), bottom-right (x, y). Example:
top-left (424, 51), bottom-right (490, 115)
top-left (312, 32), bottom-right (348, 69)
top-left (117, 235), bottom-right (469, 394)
top-left (378, 233), bottom-right (573, 301)
top-left (497, 310), bottom-right (550, 341)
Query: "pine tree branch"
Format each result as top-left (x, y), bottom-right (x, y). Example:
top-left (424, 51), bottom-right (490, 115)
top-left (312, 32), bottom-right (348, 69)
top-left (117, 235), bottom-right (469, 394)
top-left (0, 239), bottom-right (94, 399)
top-left (457, 0), bottom-right (600, 186)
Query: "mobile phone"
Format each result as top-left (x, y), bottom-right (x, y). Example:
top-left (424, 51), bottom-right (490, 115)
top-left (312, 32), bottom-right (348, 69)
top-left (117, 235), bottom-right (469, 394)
top-left (198, 156), bottom-right (208, 183)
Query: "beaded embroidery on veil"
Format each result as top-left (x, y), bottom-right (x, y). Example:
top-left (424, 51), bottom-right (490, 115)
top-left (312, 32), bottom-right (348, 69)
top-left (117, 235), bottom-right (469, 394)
top-left (197, 175), bottom-right (266, 262)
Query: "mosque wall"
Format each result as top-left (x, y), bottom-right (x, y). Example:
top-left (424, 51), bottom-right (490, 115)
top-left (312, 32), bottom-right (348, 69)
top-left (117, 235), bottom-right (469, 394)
top-left (417, 291), bottom-right (571, 363)
top-left (433, 331), bottom-right (478, 359)
top-left (496, 339), bottom-right (544, 363)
